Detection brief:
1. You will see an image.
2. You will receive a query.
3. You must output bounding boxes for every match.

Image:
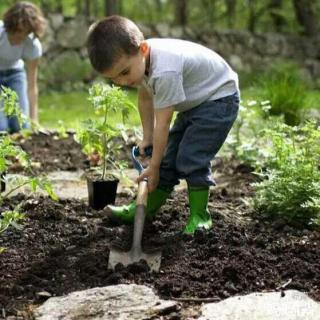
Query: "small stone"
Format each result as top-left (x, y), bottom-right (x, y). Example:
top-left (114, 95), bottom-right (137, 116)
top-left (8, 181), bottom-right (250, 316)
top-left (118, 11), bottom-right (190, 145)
top-left (36, 291), bottom-right (52, 298)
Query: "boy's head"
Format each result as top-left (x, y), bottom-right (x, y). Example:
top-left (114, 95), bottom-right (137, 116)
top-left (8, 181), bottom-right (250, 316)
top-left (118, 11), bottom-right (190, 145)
top-left (87, 16), bottom-right (149, 87)
top-left (4, 1), bottom-right (46, 44)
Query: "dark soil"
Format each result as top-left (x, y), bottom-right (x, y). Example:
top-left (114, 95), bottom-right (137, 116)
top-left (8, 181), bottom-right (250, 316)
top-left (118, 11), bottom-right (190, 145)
top-left (0, 160), bottom-right (319, 319)
top-left (9, 131), bottom-right (135, 174)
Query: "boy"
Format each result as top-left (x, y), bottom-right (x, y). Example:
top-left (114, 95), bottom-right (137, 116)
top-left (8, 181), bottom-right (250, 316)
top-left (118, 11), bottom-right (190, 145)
top-left (87, 16), bottom-right (239, 234)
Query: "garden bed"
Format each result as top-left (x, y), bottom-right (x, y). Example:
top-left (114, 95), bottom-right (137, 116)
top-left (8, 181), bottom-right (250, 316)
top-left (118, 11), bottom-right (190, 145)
top-left (10, 131), bottom-right (135, 174)
top-left (0, 160), bottom-right (319, 319)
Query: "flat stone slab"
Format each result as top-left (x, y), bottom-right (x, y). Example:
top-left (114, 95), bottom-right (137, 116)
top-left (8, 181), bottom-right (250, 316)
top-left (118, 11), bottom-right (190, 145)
top-left (34, 284), bottom-right (177, 320)
top-left (199, 290), bottom-right (320, 320)
top-left (7, 169), bottom-right (187, 200)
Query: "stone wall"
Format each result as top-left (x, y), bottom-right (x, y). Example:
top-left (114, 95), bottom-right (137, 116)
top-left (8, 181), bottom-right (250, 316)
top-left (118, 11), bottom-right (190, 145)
top-left (40, 14), bottom-right (320, 89)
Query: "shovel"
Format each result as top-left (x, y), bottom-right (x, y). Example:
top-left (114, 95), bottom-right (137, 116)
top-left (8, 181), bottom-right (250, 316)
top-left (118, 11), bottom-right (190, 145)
top-left (108, 146), bottom-right (162, 272)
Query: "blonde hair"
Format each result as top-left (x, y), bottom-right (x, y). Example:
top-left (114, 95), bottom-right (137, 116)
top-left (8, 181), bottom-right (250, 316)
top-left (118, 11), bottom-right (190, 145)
top-left (3, 1), bottom-right (46, 38)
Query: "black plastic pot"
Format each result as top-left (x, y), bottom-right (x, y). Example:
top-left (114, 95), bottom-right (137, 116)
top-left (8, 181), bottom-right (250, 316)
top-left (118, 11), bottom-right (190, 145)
top-left (87, 176), bottom-right (119, 210)
top-left (1, 172), bottom-right (6, 193)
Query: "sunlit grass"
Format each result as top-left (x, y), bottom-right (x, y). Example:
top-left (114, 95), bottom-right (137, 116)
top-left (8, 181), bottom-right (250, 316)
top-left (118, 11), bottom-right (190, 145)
top-left (39, 89), bottom-right (140, 129)
top-left (39, 86), bottom-right (320, 130)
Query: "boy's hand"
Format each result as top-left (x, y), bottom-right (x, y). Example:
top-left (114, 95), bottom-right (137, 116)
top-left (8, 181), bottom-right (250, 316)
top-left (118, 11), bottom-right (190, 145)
top-left (137, 140), bottom-right (152, 157)
top-left (136, 164), bottom-right (159, 193)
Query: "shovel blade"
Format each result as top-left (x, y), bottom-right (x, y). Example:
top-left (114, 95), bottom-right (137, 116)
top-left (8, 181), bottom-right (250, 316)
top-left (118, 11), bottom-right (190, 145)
top-left (108, 248), bottom-right (162, 272)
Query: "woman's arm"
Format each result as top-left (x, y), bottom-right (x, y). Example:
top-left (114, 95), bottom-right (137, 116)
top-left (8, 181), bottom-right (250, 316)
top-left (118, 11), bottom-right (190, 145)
top-left (26, 58), bottom-right (39, 123)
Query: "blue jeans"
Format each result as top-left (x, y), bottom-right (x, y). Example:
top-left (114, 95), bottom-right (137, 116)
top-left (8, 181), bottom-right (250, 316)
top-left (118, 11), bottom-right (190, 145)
top-left (159, 93), bottom-right (239, 188)
top-left (0, 68), bottom-right (29, 133)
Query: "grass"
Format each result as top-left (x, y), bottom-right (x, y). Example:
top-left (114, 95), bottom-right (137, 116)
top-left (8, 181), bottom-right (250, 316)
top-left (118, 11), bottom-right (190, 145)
top-left (39, 89), bottom-right (141, 129)
top-left (39, 86), bottom-right (320, 129)
top-left (240, 87), bottom-right (320, 110)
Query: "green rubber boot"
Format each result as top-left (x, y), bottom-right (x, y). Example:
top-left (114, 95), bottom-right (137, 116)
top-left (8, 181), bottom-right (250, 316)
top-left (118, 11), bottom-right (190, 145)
top-left (184, 186), bottom-right (213, 234)
top-left (106, 187), bottom-right (171, 224)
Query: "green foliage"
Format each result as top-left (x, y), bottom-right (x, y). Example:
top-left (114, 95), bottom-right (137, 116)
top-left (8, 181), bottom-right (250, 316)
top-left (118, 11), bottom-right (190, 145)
top-left (0, 209), bottom-right (25, 252)
top-left (253, 121), bottom-right (320, 227)
top-left (0, 137), bottom-right (58, 203)
top-left (0, 210), bottom-right (25, 234)
top-left (227, 99), bottom-right (275, 169)
top-left (0, 87), bottom-right (58, 204)
top-left (56, 120), bottom-right (68, 139)
top-left (39, 53), bottom-right (94, 92)
top-left (76, 83), bottom-right (136, 180)
top-left (0, 86), bottom-right (29, 129)
top-left (257, 62), bottom-right (308, 125)
top-left (0, 136), bottom-right (29, 173)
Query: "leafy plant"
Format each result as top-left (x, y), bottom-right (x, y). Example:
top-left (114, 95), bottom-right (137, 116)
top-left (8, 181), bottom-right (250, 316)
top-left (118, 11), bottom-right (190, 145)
top-left (0, 85), bottom-right (29, 129)
top-left (0, 136), bottom-right (58, 253)
top-left (0, 209), bottom-right (25, 253)
top-left (253, 121), bottom-right (320, 227)
top-left (0, 90), bottom-right (58, 250)
top-left (257, 62), bottom-right (308, 126)
top-left (76, 83), bottom-right (135, 180)
top-left (56, 120), bottom-right (69, 139)
top-left (227, 99), bottom-right (275, 169)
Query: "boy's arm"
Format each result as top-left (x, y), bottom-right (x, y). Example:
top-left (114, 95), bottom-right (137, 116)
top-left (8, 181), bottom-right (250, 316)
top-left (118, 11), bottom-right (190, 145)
top-left (137, 86), bottom-right (154, 152)
top-left (137, 105), bottom-right (174, 192)
top-left (149, 107), bottom-right (174, 169)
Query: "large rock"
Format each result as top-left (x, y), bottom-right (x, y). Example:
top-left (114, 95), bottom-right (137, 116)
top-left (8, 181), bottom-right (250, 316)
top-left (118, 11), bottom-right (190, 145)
top-left (34, 284), bottom-right (177, 320)
top-left (199, 290), bottom-right (320, 320)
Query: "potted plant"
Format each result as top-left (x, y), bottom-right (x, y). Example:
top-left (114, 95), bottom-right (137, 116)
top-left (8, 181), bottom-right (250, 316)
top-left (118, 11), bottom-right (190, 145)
top-left (76, 83), bottom-right (135, 210)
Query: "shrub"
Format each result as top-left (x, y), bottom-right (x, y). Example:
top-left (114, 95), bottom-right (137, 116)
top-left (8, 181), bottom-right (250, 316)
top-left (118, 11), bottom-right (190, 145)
top-left (253, 121), bottom-right (320, 227)
top-left (227, 99), bottom-right (275, 170)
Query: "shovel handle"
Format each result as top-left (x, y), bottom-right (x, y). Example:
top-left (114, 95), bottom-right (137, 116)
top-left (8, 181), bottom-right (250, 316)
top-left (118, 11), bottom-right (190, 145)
top-left (132, 180), bottom-right (148, 252)
top-left (136, 180), bottom-right (148, 206)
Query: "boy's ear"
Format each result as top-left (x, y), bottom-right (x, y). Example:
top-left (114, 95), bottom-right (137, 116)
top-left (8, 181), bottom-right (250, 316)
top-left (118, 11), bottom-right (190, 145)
top-left (140, 41), bottom-right (149, 56)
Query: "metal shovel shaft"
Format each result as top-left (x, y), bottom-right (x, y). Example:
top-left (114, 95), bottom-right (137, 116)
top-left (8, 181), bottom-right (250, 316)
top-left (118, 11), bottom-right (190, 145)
top-left (108, 180), bottom-right (162, 272)
top-left (130, 180), bottom-right (148, 258)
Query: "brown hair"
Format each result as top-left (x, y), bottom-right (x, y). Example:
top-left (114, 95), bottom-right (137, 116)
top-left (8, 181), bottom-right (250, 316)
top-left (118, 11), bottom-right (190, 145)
top-left (87, 15), bottom-right (144, 73)
top-left (3, 1), bottom-right (46, 38)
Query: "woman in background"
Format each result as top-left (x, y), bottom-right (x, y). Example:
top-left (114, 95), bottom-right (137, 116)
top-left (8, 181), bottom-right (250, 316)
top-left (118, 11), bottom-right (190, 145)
top-left (0, 1), bottom-right (46, 132)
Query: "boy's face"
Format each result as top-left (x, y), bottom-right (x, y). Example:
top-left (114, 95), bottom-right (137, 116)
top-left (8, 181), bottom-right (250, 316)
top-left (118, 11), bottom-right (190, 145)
top-left (102, 42), bottom-right (149, 88)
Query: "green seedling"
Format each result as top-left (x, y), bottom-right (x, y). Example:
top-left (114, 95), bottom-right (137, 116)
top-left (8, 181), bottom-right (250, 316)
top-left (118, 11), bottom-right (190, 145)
top-left (0, 209), bottom-right (25, 253)
top-left (0, 89), bottom-right (58, 248)
top-left (76, 83), bottom-right (135, 180)
top-left (0, 85), bottom-right (29, 130)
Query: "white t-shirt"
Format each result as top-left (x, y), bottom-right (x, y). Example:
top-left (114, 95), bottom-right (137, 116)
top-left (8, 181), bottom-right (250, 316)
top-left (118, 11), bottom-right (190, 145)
top-left (142, 38), bottom-right (239, 112)
top-left (0, 20), bottom-right (42, 71)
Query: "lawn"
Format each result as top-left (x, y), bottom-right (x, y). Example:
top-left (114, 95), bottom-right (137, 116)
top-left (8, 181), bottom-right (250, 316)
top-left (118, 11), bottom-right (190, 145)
top-left (39, 87), bottom-right (320, 129)
top-left (39, 88), bottom-right (141, 129)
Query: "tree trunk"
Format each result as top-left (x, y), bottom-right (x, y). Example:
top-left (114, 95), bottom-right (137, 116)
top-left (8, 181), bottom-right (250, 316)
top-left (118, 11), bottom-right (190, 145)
top-left (247, 0), bottom-right (256, 32)
top-left (105, 0), bottom-right (119, 16)
top-left (174, 0), bottom-right (188, 26)
top-left (84, 0), bottom-right (91, 17)
top-left (269, 0), bottom-right (285, 32)
top-left (40, 0), bottom-right (51, 13)
top-left (293, 0), bottom-right (318, 36)
top-left (76, 0), bottom-right (82, 15)
top-left (225, 0), bottom-right (237, 28)
top-left (55, 0), bottom-right (63, 14)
